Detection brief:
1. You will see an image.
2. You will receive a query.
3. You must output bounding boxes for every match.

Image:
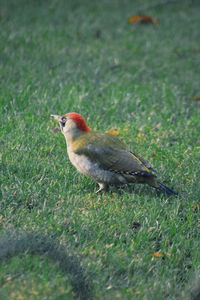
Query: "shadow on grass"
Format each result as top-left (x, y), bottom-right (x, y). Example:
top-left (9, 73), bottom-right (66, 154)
top-left (190, 268), bottom-right (200, 300)
top-left (81, 178), bottom-right (178, 198)
top-left (103, 183), bottom-right (170, 198)
top-left (0, 230), bottom-right (92, 300)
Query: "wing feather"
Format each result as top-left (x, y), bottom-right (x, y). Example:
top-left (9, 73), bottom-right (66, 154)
top-left (75, 144), bottom-right (155, 176)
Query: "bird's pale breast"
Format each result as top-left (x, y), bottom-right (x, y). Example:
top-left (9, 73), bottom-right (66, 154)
top-left (68, 150), bottom-right (126, 185)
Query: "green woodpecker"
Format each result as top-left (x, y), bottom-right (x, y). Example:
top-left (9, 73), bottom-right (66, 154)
top-left (51, 112), bottom-right (177, 195)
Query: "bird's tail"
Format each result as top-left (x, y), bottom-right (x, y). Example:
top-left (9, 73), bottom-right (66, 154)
top-left (157, 182), bottom-right (178, 196)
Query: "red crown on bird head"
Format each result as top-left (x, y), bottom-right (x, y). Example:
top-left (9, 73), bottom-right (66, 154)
top-left (65, 112), bottom-right (90, 132)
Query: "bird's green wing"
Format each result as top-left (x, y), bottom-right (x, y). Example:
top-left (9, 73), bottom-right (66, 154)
top-left (129, 151), bottom-right (157, 173)
top-left (75, 144), bottom-right (155, 176)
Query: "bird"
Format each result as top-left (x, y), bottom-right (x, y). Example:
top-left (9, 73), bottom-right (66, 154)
top-left (51, 112), bottom-right (177, 195)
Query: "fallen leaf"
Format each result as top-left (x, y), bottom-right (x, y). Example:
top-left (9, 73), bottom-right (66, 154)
top-left (128, 15), bottom-right (158, 24)
top-left (106, 129), bottom-right (120, 135)
top-left (193, 96), bottom-right (200, 101)
top-left (151, 251), bottom-right (165, 258)
top-left (128, 15), bottom-right (141, 23)
top-left (140, 16), bottom-right (158, 24)
top-left (105, 243), bottom-right (114, 249)
top-left (193, 201), bottom-right (200, 211)
top-left (148, 226), bottom-right (156, 231)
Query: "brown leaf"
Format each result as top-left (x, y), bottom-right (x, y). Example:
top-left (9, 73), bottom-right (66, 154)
top-left (193, 201), bottom-right (200, 211)
top-left (128, 16), bottom-right (141, 23)
top-left (128, 15), bottom-right (158, 24)
top-left (193, 96), bottom-right (200, 101)
top-left (151, 251), bottom-right (165, 258)
top-left (105, 129), bottom-right (120, 135)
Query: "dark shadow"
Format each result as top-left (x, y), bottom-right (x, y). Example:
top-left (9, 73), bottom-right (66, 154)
top-left (0, 230), bottom-right (92, 300)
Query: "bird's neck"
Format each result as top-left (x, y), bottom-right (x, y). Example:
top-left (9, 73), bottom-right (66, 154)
top-left (63, 127), bottom-right (86, 147)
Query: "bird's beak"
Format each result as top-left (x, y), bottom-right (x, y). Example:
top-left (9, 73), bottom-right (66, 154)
top-left (51, 114), bottom-right (63, 122)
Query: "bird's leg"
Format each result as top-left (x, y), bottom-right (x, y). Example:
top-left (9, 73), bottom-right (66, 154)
top-left (96, 183), bottom-right (108, 194)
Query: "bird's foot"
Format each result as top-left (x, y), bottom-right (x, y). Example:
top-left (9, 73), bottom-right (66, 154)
top-left (96, 183), bottom-right (108, 194)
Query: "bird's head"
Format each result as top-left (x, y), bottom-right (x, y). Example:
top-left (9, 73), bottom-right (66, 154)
top-left (51, 112), bottom-right (90, 143)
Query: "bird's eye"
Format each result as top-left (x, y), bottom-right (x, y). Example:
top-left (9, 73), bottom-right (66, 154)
top-left (62, 116), bottom-right (67, 122)
top-left (61, 116), bottom-right (67, 127)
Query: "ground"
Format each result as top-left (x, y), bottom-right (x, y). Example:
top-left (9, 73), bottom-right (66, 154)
top-left (0, 0), bottom-right (200, 299)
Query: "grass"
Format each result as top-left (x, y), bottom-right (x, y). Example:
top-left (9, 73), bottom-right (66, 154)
top-left (1, 0), bottom-right (200, 299)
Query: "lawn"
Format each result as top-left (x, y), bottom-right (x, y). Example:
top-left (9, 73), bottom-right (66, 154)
top-left (1, 0), bottom-right (200, 299)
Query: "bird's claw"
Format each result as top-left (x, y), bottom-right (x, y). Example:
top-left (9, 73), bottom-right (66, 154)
top-left (96, 183), bottom-right (107, 194)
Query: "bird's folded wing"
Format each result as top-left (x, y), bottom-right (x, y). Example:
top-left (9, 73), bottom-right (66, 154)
top-left (75, 144), bottom-right (155, 175)
top-left (129, 151), bottom-right (157, 173)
